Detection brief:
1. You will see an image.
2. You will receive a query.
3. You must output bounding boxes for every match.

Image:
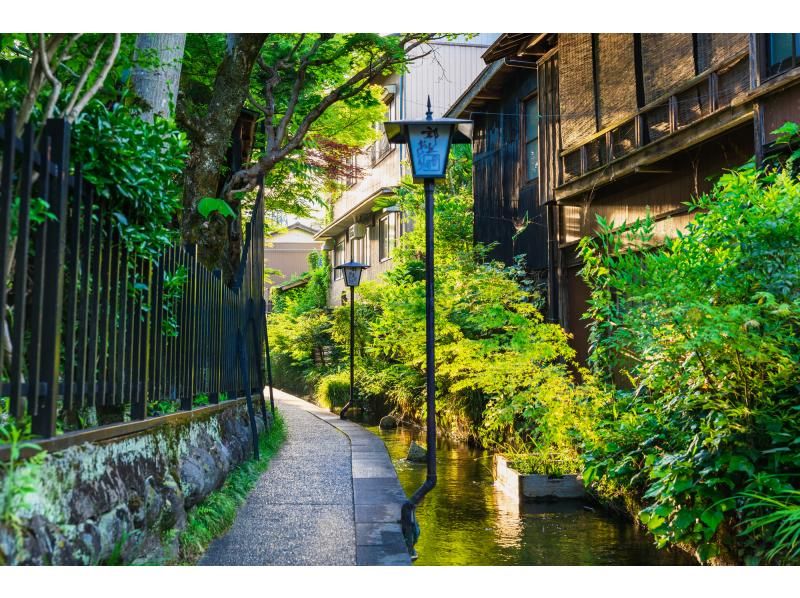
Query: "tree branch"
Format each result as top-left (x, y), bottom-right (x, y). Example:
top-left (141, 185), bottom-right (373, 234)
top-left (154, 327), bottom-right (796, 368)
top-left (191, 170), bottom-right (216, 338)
top-left (65, 33), bottom-right (121, 122)
top-left (277, 35), bottom-right (433, 160)
top-left (176, 100), bottom-right (207, 143)
top-left (38, 34), bottom-right (64, 124)
top-left (274, 33), bottom-right (331, 147)
top-left (63, 34), bottom-right (106, 116)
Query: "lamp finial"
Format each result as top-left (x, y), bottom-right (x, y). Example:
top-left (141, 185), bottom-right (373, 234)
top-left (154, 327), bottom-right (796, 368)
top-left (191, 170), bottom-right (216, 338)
top-left (426, 96), bottom-right (432, 121)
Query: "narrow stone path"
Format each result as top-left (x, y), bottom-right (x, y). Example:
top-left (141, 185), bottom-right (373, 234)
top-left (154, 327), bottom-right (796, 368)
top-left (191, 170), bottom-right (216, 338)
top-left (200, 389), bottom-right (410, 566)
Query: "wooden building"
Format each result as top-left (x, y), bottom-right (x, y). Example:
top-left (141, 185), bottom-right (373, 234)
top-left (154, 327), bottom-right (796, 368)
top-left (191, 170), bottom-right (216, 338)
top-left (448, 33), bottom-right (800, 361)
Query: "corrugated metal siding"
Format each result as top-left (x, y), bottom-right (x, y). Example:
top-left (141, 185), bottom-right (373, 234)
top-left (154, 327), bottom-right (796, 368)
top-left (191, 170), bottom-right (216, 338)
top-left (404, 42), bottom-right (492, 118)
top-left (641, 33), bottom-right (695, 104)
top-left (596, 34), bottom-right (638, 129)
top-left (559, 34), bottom-right (597, 149)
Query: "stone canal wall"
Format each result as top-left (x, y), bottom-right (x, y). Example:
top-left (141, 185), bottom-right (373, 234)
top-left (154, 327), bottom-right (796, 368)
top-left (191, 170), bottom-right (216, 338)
top-left (0, 399), bottom-right (266, 565)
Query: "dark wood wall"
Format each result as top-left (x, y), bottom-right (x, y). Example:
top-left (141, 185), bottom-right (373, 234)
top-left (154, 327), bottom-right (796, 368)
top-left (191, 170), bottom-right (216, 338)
top-left (472, 67), bottom-right (547, 270)
top-left (558, 124), bottom-right (754, 361)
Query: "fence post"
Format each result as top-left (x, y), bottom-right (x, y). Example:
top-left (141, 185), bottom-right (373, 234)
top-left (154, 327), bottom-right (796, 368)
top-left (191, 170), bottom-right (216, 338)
top-left (0, 110), bottom-right (16, 378)
top-left (32, 118), bottom-right (70, 438)
top-left (263, 298), bottom-right (275, 415)
top-left (237, 327), bottom-right (260, 460)
top-left (247, 300), bottom-right (270, 428)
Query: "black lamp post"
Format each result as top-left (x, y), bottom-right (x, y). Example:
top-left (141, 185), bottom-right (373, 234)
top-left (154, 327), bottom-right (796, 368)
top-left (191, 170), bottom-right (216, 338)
top-left (335, 260), bottom-right (367, 420)
top-left (384, 97), bottom-right (471, 555)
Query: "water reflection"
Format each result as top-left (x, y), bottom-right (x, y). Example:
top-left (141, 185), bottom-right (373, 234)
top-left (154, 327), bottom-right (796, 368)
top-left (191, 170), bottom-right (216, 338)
top-left (367, 425), bottom-right (696, 566)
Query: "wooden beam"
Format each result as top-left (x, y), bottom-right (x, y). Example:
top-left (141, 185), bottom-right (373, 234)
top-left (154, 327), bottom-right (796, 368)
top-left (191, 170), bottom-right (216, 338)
top-left (555, 105), bottom-right (754, 202)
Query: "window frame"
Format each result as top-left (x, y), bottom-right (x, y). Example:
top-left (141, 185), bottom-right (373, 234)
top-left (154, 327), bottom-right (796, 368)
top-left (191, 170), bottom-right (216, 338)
top-left (333, 239), bottom-right (345, 280)
top-left (378, 213), bottom-right (398, 262)
top-left (521, 92), bottom-right (540, 182)
top-left (763, 33), bottom-right (800, 80)
top-left (350, 227), bottom-right (370, 267)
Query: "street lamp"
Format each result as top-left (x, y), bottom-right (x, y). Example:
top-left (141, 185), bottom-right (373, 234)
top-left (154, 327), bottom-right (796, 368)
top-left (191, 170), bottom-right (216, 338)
top-left (384, 97), bottom-right (471, 556)
top-left (334, 260), bottom-right (367, 420)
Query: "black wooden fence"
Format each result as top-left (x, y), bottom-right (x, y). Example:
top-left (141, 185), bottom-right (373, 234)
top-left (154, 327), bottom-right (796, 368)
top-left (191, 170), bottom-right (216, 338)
top-left (0, 109), bottom-right (272, 455)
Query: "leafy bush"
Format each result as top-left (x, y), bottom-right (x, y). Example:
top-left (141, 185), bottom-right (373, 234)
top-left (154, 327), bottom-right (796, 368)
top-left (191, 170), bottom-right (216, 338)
top-left (71, 100), bottom-right (188, 258)
top-left (268, 251), bottom-right (339, 396)
top-left (325, 147), bottom-right (598, 457)
top-left (0, 422), bottom-right (44, 561)
top-left (315, 371), bottom-right (350, 410)
top-left (579, 139), bottom-right (800, 563)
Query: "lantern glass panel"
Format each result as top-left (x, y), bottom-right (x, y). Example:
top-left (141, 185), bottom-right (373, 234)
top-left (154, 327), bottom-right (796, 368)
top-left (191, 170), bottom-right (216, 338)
top-left (408, 123), bottom-right (452, 178)
top-left (344, 266), bottom-right (363, 287)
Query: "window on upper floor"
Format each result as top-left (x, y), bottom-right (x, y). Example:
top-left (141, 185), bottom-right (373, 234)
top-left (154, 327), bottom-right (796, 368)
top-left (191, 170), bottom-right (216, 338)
top-left (378, 212), bottom-right (400, 261)
top-left (333, 240), bottom-right (345, 280)
top-left (765, 33), bottom-right (800, 78)
top-left (524, 95), bottom-right (539, 181)
top-left (350, 228), bottom-right (369, 266)
top-left (343, 153), bottom-right (359, 188)
top-left (372, 100), bottom-right (394, 166)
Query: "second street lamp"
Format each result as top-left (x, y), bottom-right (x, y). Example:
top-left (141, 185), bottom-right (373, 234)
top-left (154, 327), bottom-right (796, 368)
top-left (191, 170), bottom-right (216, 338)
top-left (384, 97), bottom-right (471, 556)
top-left (335, 260), bottom-right (367, 420)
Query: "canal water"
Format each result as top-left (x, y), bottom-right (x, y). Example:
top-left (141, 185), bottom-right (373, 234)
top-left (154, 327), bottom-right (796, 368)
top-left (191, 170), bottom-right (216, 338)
top-left (366, 424), bottom-right (696, 566)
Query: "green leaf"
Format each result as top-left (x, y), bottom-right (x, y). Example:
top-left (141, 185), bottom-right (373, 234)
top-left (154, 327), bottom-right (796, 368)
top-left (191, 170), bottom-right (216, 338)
top-left (197, 197), bottom-right (235, 219)
top-left (700, 508), bottom-right (724, 535)
top-left (673, 508), bottom-right (697, 531)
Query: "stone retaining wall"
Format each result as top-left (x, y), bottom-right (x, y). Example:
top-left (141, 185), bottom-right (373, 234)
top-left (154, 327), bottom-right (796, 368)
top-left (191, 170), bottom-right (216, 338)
top-left (0, 400), bottom-right (266, 565)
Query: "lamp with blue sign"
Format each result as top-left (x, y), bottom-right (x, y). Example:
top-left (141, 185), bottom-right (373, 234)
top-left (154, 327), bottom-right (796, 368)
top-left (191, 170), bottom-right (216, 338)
top-left (383, 97), bottom-right (472, 557)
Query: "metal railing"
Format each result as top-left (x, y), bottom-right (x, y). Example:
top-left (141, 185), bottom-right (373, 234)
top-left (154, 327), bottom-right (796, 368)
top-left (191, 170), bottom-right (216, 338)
top-left (0, 109), bottom-right (272, 455)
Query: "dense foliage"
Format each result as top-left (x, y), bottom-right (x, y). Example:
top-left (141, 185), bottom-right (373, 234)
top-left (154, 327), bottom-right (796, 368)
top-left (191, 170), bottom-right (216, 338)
top-left (72, 100), bottom-right (188, 257)
top-left (270, 147), bottom-right (597, 470)
top-left (579, 129), bottom-right (800, 564)
top-left (268, 251), bottom-right (339, 395)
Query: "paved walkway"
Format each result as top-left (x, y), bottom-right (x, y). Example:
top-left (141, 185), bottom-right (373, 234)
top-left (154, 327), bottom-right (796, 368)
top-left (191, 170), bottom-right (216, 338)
top-left (200, 389), bottom-right (410, 566)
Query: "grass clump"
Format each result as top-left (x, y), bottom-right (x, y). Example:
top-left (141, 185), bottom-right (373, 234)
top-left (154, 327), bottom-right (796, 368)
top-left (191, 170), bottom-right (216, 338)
top-left (506, 447), bottom-right (581, 477)
top-left (315, 371), bottom-right (350, 411)
top-left (176, 412), bottom-right (286, 564)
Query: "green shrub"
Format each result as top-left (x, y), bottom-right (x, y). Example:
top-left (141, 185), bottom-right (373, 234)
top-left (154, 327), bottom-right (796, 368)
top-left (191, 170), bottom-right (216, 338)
top-left (71, 99), bottom-right (189, 259)
top-left (270, 146), bottom-right (600, 480)
top-left (579, 136), bottom-right (800, 563)
top-left (315, 371), bottom-right (350, 410)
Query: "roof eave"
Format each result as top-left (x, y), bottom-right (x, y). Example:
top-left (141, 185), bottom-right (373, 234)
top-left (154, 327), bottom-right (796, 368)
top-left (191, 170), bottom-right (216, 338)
top-left (314, 187), bottom-right (396, 240)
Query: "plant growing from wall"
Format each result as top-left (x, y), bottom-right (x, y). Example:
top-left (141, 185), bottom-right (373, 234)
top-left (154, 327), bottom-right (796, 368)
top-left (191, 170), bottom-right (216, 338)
top-left (0, 422), bottom-right (43, 562)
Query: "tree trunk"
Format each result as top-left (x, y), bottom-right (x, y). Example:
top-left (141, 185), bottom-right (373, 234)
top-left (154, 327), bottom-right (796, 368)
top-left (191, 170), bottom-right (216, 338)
top-left (131, 34), bottom-right (186, 122)
top-left (180, 33), bottom-right (267, 283)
